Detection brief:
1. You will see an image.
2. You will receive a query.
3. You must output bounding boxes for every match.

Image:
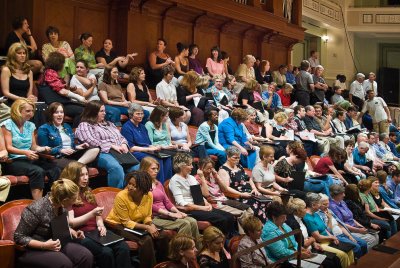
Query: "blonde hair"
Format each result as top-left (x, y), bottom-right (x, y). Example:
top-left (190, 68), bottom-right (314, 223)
top-left (60, 161), bottom-right (96, 205)
top-left (180, 71), bottom-right (199, 94)
top-left (196, 75), bottom-right (210, 90)
top-left (5, 42), bottom-right (31, 74)
top-left (139, 157), bottom-right (159, 183)
top-left (259, 145), bottom-right (275, 160)
top-left (168, 234), bottom-right (195, 261)
top-left (50, 179), bottom-right (79, 206)
top-left (287, 198), bottom-right (306, 214)
top-left (274, 112), bottom-right (288, 125)
top-left (244, 79), bottom-right (259, 92)
top-left (10, 98), bottom-right (35, 123)
top-left (243, 55), bottom-right (256, 64)
top-left (241, 216), bottom-right (263, 235)
top-left (173, 153), bottom-right (193, 173)
top-left (200, 226), bottom-right (225, 253)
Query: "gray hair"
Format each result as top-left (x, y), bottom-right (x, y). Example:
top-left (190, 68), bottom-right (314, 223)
top-left (246, 107), bottom-right (256, 116)
top-left (356, 73), bottom-right (365, 79)
top-left (330, 184), bottom-right (345, 197)
top-left (319, 193), bottom-right (329, 201)
top-left (173, 152), bottom-right (192, 173)
top-left (358, 141), bottom-right (369, 149)
top-left (315, 65), bottom-right (324, 71)
top-left (128, 103), bottom-right (144, 118)
top-left (380, 133), bottom-right (389, 140)
top-left (226, 146), bottom-right (241, 158)
top-left (305, 192), bottom-right (321, 207)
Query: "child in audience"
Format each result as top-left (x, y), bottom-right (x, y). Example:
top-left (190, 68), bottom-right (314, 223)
top-left (167, 234), bottom-right (198, 268)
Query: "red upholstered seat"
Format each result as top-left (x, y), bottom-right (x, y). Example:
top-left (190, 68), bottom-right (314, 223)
top-left (163, 180), bottom-right (211, 231)
top-left (0, 199), bottom-right (33, 268)
top-left (228, 235), bottom-right (245, 268)
top-left (188, 125), bottom-right (218, 163)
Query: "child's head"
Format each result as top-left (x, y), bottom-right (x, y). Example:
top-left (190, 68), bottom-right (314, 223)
top-left (333, 86), bottom-right (342, 95)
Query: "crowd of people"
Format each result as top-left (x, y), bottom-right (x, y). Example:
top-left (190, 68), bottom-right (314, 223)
top-left (1, 16), bottom-right (400, 268)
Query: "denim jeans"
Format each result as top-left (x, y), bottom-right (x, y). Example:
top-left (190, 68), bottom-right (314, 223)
top-left (97, 153), bottom-right (138, 188)
top-left (206, 148), bottom-right (227, 167)
top-left (371, 219), bottom-right (392, 239)
top-left (336, 233), bottom-right (368, 258)
top-left (240, 150), bottom-right (257, 169)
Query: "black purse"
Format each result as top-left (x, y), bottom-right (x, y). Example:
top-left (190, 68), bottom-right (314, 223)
top-left (109, 149), bottom-right (139, 167)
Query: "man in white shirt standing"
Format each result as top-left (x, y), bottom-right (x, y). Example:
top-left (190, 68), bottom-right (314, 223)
top-left (349, 73), bottom-right (365, 111)
top-left (362, 72), bottom-right (378, 96)
top-left (359, 89), bottom-right (391, 134)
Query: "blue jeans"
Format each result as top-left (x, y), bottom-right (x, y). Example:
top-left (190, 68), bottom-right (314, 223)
top-left (240, 150), bottom-right (257, 169)
top-left (132, 152), bottom-right (172, 184)
top-left (97, 153), bottom-right (138, 188)
top-left (337, 233), bottom-right (367, 258)
top-left (206, 148), bottom-right (227, 167)
top-left (371, 219), bottom-right (393, 239)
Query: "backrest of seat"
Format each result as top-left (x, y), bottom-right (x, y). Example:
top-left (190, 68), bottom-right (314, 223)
top-left (0, 199), bottom-right (33, 241)
top-left (188, 126), bottom-right (198, 143)
top-left (92, 187), bottom-right (121, 220)
top-left (229, 235), bottom-right (244, 268)
top-left (163, 180), bottom-right (176, 206)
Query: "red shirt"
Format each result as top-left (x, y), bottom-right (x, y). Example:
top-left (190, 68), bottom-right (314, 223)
top-left (314, 157), bottom-right (334, 174)
top-left (277, 89), bottom-right (291, 107)
top-left (72, 196), bottom-right (97, 232)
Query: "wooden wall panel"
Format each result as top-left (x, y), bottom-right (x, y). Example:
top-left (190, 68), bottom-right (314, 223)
top-left (243, 37), bottom-right (259, 58)
top-left (42, 1), bottom-right (75, 45)
top-left (220, 33), bottom-right (242, 71)
top-left (163, 18), bottom-right (193, 57)
top-left (193, 27), bottom-right (219, 69)
top-left (266, 42), bottom-right (288, 69)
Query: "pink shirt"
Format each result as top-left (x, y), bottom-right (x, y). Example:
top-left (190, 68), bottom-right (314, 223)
top-left (151, 182), bottom-right (174, 215)
top-left (206, 58), bottom-right (225, 76)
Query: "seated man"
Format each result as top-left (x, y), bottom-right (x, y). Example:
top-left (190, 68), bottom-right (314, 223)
top-left (378, 133), bottom-right (400, 161)
top-left (353, 141), bottom-right (374, 175)
top-left (303, 105), bottom-right (341, 155)
top-left (388, 132), bottom-right (400, 157)
top-left (366, 132), bottom-right (385, 168)
top-left (386, 170), bottom-right (400, 207)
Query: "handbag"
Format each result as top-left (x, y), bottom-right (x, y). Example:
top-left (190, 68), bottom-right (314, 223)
top-left (328, 241), bottom-right (356, 252)
top-left (109, 149), bottom-right (139, 167)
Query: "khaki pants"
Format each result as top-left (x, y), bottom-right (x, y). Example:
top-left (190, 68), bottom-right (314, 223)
top-left (153, 216), bottom-right (200, 241)
top-left (320, 241), bottom-right (354, 268)
top-left (373, 120), bottom-right (389, 134)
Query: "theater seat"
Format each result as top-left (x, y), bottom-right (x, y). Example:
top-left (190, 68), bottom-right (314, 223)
top-left (92, 187), bottom-right (139, 251)
top-left (0, 199), bottom-right (33, 268)
top-left (228, 235), bottom-right (244, 268)
top-left (163, 180), bottom-right (211, 231)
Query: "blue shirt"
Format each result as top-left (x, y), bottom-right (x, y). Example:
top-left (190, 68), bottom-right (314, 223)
top-left (286, 72), bottom-right (296, 85)
top-left (37, 123), bottom-right (75, 156)
top-left (379, 184), bottom-right (399, 209)
top-left (344, 114), bottom-right (353, 129)
top-left (1, 119), bottom-right (35, 159)
top-left (261, 92), bottom-right (282, 109)
top-left (303, 212), bottom-right (329, 236)
top-left (388, 141), bottom-right (400, 158)
top-left (261, 220), bottom-right (298, 263)
top-left (353, 147), bottom-right (367, 165)
top-left (218, 117), bottom-right (248, 148)
top-left (121, 120), bottom-right (151, 148)
top-left (195, 121), bottom-right (224, 151)
top-left (386, 177), bottom-right (400, 205)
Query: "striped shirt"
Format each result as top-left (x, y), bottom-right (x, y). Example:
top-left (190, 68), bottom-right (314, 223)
top-left (75, 121), bottom-right (128, 153)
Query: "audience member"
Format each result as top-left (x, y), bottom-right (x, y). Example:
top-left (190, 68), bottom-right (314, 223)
top-left (377, 170), bottom-right (399, 209)
top-left (295, 60), bottom-right (314, 106)
top-left (254, 60), bottom-right (272, 85)
top-left (95, 38), bottom-right (135, 72)
top-left (312, 65), bottom-right (328, 104)
top-left (276, 83), bottom-right (293, 107)
top-left (74, 32), bottom-right (104, 77)
top-left (362, 72), bottom-right (378, 96)
top-left (285, 64), bottom-right (298, 86)
top-left (188, 44), bottom-right (204, 75)
top-left (148, 38), bottom-right (174, 88)
top-left (261, 82), bottom-right (283, 110)
top-left (206, 46), bottom-right (225, 78)
top-left (0, 131), bottom-right (11, 202)
top-left (272, 64), bottom-right (287, 88)
top-left (235, 55), bottom-right (256, 93)
top-left (308, 51), bottom-right (320, 68)
top-left (386, 169), bottom-right (400, 206)
top-left (69, 60), bottom-right (100, 101)
top-left (349, 73), bottom-right (365, 111)
top-left (197, 226), bottom-right (230, 268)
top-left (167, 234), bottom-right (198, 268)
top-left (359, 89), bottom-right (391, 134)
top-left (174, 43), bottom-right (189, 78)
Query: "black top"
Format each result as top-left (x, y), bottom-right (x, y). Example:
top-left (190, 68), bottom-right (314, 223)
top-left (255, 68), bottom-right (273, 84)
top-left (133, 83), bottom-right (150, 102)
top-left (304, 115), bottom-right (322, 132)
top-left (151, 56), bottom-right (168, 87)
top-left (198, 251), bottom-right (230, 268)
top-left (8, 76), bottom-right (30, 105)
top-left (5, 31), bottom-right (31, 52)
top-left (175, 62), bottom-right (189, 78)
top-left (344, 199), bottom-right (371, 228)
top-left (238, 89), bottom-right (254, 105)
top-left (177, 85), bottom-right (195, 108)
top-left (95, 49), bottom-right (117, 64)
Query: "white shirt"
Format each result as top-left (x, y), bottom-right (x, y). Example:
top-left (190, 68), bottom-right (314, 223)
top-left (332, 118), bottom-right (347, 133)
top-left (308, 57), bottom-right (320, 68)
top-left (56, 125), bottom-right (72, 149)
top-left (349, 80), bottom-right (365, 99)
top-left (362, 97), bottom-right (388, 123)
top-left (156, 79), bottom-right (177, 103)
top-left (169, 174), bottom-right (200, 206)
top-left (69, 74), bottom-right (100, 101)
top-left (363, 80), bottom-right (378, 96)
top-left (252, 162), bottom-right (276, 187)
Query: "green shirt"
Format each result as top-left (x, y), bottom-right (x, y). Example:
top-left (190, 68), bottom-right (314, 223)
top-left (74, 45), bottom-right (96, 69)
top-left (145, 121), bottom-right (171, 146)
top-left (360, 192), bottom-right (378, 212)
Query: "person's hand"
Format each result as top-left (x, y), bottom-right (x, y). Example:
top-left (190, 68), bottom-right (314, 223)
top-left (36, 146), bottom-right (51, 153)
top-left (111, 144), bottom-right (122, 153)
top-left (25, 150), bottom-right (39, 160)
top-left (251, 189), bottom-right (261, 196)
top-left (98, 226), bottom-right (107, 236)
top-left (120, 144), bottom-right (129, 153)
top-left (91, 206), bottom-right (104, 217)
top-left (146, 224), bottom-right (159, 238)
top-left (75, 143), bottom-right (89, 150)
top-left (123, 101), bottom-right (130, 108)
top-left (301, 248), bottom-right (313, 259)
top-left (178, 211), bottom-right (187, 218)
top-left (240, 192), bottom-right (252, 199)
top-left (60, 148), bottom-right (75, 155)
top-left (325, 210), bottom-right (332, 219)
top-left (193, 93), bottom-right (202, 98)
top-left (197, 169), bottom-right (204, 178)
top-left (240, 147), bottom-right (248, 156)
top-left (307, 237), bottom-right (316, 245)
top-left (27, 95), bottom-right (37, 102)
top-left (166, 58), bottom-right (174, 64)
top-left (181, 144), bottom-right (191, 151)
top-left (70, 229), bottom-right (85, 239)
top-left (26, 27), bottom-right (32, 36)
top-left (43, 239), bottom-right (61, 251)
top-left (350, 236), bottom-right (357, 243)
top-left (59, 88), bottom-right (70, 96)
top-left (170, 212), bottom-right (184, 219)
top-left (326, 114), bottom-right (332, 121)
top-left (211, 168), bottom-right (218, 177)
top-left (371, 223), bottom-right (380, 230)
top-left (285, 177), bottom-right (294, 183)
top-left (313, 242), bottom-right (323, 251)
top-left (332, 236), bottom-right (339, 245)
top-left (388, 118), bottom-right (392, 123)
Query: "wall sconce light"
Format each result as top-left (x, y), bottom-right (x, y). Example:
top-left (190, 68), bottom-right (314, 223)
top-left (321, 35), bottom-right (329, 43)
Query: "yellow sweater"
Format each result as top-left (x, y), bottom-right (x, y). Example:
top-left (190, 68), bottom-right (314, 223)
top-left (106, 188), bottom-right (153, 229)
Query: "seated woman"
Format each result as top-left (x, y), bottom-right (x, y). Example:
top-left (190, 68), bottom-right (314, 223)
top-left (234, 55), bottom-right (256, 94)
top-left (218, 108), bottom-right (257, 169)
top-left (262, 201), bottom-right (312, 264)
top-left (75, 100), bottom-right (136, 189)
top-left (148, 38), bottom-right (174, 88)
top-left (195, 108), bottom-right (227, 166)
top-left (169, 153), bottom-right (236, 237)
top-left (197, 226), bottom-right (230, 268)
top-left (254, 60), bottom-right (272, 85)
top-left (5, 17), bottom-right (43, 75)
top-left (237, 216), bottom-right (271, 268)
top-left (139, 157), bottom-right (200, 241)
top-left (167, 234), bottom-right (198, 268)
top-left (37, 102), bottom-right (99, 168)
top-left (0, 131), bottom-right (11, 203)
top-left (42, 26), bottom-right (75, 81)
top-left (253, 146), bottom-right (287, 199)
top-left (74, 32), bottom-right (104, 77)
top-left (286, 198), bottom-right (341, 268)
top-left (1, 99), bottom-right (60, 200)
top-left (344, 184), bottom-right (387, 242)
top-left (98, 66), bottom-right (130, 126)
top-left (272, 65), bottom-right (288, 89)
top-left (176, 71), bottom-right (204, 126)
top-left (221, 51), bottom-right (233, 76)
top-left (106, 171), bottom-right (170, 268)
top-left (303, 193), bottom-right (355, 268)
top-left (377, 170), bottom-right (400, 209)
top-left (168, 107), bottom-right (207, 159)
top-left (121, 103), bottom-right (172, 183)
top-left (238, 79), bottom-right (268, 124)
top-left (318, 193), bottom-right (368, 259)
top-left (265, 112), bottom-right (291, 152)
top-left (14, 179), bottom-right (93, 268)
top-left (62, 162), bottom-right (131, 268)
top-left (208, 75), bottom-right (234, 123)
top-left (145, 105), bottom-right (178, 155)
top-left (314, 146), bottom-right (349, 185)
top-left (205, 46), bottom-right (225, 78)
top-left (95, 38), bottom-right (136, 73)
top-left (329, 184), bottom-right (379, 250)
top-left (1, 43), bottom-right (37, 106)
top-left (217, 146), bottom-right (268, 223)
top-left (188, 44), bottom-right (204, 75)
top-left (223, 75), bottom-right (238, 104)
top-left (69, 60), bottom-right (100, 101)
top-left (126, 67), bottom-right (157, 118)
top-left (174, 43), bottom-right (189, 78)
top-left (156, 65), bottom-right (190, 123)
